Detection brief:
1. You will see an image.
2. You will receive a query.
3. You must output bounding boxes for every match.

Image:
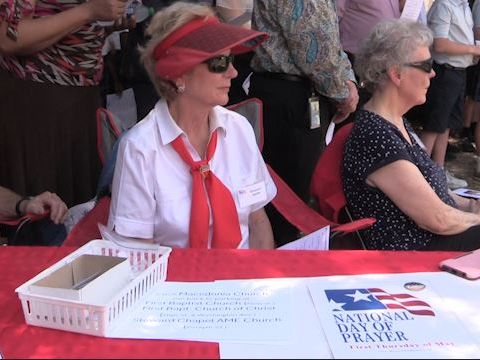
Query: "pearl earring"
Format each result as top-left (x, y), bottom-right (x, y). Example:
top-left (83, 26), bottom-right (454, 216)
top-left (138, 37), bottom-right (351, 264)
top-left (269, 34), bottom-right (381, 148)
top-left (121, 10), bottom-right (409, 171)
top-left (176, 84), bottom-right (185, 93)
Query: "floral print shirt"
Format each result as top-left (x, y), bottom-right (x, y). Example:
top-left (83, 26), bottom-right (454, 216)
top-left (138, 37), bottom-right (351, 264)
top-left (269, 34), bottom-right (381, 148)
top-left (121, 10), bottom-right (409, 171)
top-left (250, 0), bottom-right (355, 101)
top-left (0, 0), bottom-right (106, 86)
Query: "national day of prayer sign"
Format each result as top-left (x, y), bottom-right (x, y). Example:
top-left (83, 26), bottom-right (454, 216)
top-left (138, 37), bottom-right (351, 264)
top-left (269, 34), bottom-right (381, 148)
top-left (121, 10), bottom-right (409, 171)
top-left (307, 273), bottom-right (480, 359)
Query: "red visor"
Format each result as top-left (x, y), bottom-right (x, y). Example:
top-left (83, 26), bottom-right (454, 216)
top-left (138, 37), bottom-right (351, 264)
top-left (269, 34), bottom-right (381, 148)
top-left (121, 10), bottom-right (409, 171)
top-left (153, 17), bottom-right (267, 79)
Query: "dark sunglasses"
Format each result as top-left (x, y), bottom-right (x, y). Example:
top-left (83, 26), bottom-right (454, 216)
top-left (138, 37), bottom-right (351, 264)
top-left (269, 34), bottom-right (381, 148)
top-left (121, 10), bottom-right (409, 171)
top-left (204, 55), bottom-right (235, 73)
top-left (403, 58), bottom-right (433, 73)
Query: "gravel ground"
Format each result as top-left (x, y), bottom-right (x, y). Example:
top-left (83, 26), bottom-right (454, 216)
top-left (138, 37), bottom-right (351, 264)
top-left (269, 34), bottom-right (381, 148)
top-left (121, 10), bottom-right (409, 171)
top-left (445, 149), bottom-right (480, 190)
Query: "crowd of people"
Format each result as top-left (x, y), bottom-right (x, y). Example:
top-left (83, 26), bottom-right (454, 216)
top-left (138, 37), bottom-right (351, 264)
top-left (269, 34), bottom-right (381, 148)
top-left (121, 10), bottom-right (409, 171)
top-left (2, 0), bottom-right (480, 252)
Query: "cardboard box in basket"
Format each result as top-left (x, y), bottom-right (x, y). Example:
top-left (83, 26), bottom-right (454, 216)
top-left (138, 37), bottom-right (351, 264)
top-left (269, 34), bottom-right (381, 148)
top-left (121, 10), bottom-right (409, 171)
top-left (28, 254), bottom-right (131, 303)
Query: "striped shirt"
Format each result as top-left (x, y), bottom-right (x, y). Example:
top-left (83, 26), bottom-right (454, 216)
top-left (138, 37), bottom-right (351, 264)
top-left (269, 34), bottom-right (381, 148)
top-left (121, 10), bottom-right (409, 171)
top-left (0, 0), bottom-right (106, 86)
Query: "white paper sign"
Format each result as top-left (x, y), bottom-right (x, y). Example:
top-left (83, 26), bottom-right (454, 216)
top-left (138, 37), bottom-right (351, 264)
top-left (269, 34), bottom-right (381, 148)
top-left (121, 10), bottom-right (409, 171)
top-left (109, 280), bottom-right (294, 342)
top-left (307, 273), bottom-right (480, 359)
top-left (278, 226), bottom-right (330, 250)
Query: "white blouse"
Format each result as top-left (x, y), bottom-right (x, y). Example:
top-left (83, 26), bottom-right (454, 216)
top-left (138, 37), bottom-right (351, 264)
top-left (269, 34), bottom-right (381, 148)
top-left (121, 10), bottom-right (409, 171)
top-left (108, 99), bottom-right (277, 248)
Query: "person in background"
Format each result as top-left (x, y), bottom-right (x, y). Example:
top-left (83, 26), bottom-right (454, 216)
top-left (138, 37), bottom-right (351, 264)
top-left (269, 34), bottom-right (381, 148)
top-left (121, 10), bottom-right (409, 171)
top-left (337, 0), bottom-right (401, 65)
top-left (216, 0), bottom-right (254, 105)
top-left (468, 0), bottom-right (480, 177)
top-left (0, 186), bottom-right (68, 245)
top-left (417, 0), bottom-right (480, 189)
top-left (0, 186), bottom-right (67, 224)
top-left (337, 0), bottom-right (402, 108)
top-left (248, 0), bottom-right (358, 246)
top-left (0, 0), bottom-right (128, 208)
top-left (343, 19), bottom-right (480, 251)
top-left (108, 1), bottom-right (277, 249)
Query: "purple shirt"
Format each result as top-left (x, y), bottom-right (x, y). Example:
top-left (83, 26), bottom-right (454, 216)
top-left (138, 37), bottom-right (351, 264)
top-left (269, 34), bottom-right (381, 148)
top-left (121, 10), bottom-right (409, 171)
top-left (337, 0), bottom-right (400, 54)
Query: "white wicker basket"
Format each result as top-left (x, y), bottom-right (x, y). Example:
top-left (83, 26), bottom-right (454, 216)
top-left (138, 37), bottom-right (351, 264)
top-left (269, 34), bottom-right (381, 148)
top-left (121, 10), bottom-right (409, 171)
top-left (16, 240), bottom-right (171, 337)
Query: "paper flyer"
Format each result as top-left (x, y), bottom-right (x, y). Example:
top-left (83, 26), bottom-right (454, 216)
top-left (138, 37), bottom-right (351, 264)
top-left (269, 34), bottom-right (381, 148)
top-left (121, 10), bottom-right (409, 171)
top-left (278, 226), bottom-right (330, 251)
top-left (307, 273), bottom-right (480, 358)
top-left (109, 280), bottom-right (295, 343)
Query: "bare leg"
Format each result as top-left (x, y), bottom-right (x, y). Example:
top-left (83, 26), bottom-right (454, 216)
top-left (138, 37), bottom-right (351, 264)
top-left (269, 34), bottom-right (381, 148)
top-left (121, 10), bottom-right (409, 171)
top-left (464, 96), bottom-right (475, 129)
top-left (431, 129), bottom-right (450, 168)
top-left (420, 130), bottom-right (438, 156)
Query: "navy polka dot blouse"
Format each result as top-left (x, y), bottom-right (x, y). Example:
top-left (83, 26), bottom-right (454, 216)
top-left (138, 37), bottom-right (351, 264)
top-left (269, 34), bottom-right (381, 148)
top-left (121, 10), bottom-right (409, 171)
top-left (342, 110), bottom-right (456, 250)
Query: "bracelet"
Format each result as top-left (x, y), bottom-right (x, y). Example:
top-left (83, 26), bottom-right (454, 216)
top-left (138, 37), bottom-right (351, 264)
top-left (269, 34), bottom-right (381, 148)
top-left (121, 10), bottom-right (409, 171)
top-left (15, 196), bottom-right (31, 217)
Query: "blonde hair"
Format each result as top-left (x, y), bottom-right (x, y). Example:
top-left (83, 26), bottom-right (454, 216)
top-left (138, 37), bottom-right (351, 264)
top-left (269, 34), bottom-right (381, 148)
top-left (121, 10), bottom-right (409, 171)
top-left (139, 2), bottom-right (216, 100)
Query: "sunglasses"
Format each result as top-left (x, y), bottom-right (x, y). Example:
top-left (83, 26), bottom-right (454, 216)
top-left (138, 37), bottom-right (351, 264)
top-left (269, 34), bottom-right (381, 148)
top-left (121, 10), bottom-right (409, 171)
top-left (204, 55), bottom-right (235, 73)
top-left (403, 58), bottom-right (433, 73)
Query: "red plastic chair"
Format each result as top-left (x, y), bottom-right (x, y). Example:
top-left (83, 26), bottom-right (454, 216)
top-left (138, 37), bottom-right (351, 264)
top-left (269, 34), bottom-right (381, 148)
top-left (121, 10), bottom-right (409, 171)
top-left (234, 99), bottom-right (374, 244)
top-left (310, 123), bottom-right (376, 248)
top-left (96, 107), bottom-right (124, 166)
top-left (268, 164), bottom-right (374, 237)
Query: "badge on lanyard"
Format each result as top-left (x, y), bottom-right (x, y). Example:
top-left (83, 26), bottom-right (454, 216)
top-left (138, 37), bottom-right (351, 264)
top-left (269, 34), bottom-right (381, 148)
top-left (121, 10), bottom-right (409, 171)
top-left (308, 95), bottom-right (321, 129)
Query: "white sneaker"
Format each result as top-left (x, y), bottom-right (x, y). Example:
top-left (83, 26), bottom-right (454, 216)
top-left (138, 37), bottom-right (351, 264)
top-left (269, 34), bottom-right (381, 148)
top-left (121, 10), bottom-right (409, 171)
top-left (445, 170), bottom-right (468, 190)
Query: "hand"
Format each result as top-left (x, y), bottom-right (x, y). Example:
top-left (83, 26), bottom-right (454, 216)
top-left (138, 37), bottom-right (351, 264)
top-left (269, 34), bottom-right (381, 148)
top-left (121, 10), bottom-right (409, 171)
top-left (334, 80), bottom-right (359, 123)
top-left (471, 44), bottom-right (480, 57)
top-left (23, 191), bottom-right (68, 224)
top-left (84, 0), bottom-right (128, 22)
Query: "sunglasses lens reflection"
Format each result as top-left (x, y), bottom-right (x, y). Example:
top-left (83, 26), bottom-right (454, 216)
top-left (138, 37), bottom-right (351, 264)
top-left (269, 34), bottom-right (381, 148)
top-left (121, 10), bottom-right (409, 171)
top-left (205, 55), bottom-right (234, 73)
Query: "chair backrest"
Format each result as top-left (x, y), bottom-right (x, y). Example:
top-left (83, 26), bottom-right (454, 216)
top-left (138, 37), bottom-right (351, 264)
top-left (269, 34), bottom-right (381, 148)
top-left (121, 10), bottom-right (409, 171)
top-left (310, 123), bottom-right (353, 223)
top-left (96, 108), bottom-right (126, 165)
top-left (227, 97), bottom-right (264, 151)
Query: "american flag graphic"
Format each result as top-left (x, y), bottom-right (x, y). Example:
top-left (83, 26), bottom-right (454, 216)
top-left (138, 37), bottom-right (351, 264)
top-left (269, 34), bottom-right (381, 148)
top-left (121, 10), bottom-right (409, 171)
top-left (325, 288), bottom-right (435, 317)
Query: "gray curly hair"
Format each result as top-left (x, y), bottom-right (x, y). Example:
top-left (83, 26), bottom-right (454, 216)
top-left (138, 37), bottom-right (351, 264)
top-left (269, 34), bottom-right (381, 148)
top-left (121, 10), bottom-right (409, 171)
top-left (138, 2), bottom-right (216, 101)
top-left (354, 19), bottom-right (433, 93)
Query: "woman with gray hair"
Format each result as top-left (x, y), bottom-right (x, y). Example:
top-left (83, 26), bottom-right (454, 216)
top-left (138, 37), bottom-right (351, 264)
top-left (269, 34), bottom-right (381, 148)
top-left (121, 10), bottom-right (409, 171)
top-left (107, 1), bottom-right (277, 249)
top-left (342, 19), bottom-right (480, 251)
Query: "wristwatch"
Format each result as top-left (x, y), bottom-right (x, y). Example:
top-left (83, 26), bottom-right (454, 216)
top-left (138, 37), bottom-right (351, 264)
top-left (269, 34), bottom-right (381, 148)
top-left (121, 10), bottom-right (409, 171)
top-left (15, 196), bottom-right (33, 217)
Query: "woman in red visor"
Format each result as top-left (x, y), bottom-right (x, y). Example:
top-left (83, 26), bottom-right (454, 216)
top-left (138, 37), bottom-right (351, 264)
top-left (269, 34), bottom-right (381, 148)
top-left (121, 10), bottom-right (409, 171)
top-left (107, 1), bottom-right (277, 249)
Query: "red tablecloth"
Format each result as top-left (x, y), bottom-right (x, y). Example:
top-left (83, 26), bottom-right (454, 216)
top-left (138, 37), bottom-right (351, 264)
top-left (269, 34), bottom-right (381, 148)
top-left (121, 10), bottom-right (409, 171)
top-left (0, 247), bottom-right (458, 359)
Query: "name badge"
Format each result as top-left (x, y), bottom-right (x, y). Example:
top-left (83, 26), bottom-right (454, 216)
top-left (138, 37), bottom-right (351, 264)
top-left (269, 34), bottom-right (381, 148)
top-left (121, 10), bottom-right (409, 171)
top-left (238, 181), bottom-right (267, 208)
top-left (308, 96), bottom-right (321, 129)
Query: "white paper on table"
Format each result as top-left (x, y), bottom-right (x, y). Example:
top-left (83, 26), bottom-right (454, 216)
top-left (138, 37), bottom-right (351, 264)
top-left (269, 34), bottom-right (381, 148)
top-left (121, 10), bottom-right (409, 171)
top-left (277, 226), bottom-right (330, 251)
top-left (307, 272), bottom-right (480, 359)
top-left (436, 271), bottom-right (480, 340)
top-left (453, 188), bottom-right (480, 199)
top-left (400, 0), bottom-right (424, 21)
top-left (219, 278), bottom-right (332, 359)
top-left (109, 280), bottom-right (295, 343)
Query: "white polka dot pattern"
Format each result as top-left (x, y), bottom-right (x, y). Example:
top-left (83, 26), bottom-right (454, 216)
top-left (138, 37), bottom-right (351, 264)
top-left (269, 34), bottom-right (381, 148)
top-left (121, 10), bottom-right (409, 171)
top-left (342, 110), bottom-right (456, 250)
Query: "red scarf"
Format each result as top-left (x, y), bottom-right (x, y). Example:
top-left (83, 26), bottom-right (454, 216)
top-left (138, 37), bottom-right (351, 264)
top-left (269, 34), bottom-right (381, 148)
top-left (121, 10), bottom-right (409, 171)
top-left (171, 130), bottom-right (242, 248)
